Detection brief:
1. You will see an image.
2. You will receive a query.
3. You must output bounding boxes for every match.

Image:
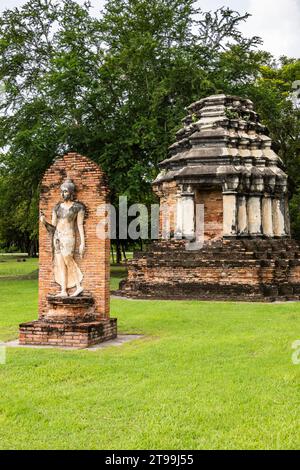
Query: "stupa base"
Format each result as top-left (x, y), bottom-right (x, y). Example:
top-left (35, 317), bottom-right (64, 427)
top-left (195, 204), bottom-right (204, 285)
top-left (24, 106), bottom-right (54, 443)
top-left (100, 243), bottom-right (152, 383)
top-left (118, 239), bottom-right (300, 302)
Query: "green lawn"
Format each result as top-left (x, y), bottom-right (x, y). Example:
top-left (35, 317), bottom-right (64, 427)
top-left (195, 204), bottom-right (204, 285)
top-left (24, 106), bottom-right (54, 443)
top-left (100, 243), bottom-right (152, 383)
top-left (0, 255), bottom-right (126, 289)
top-left (0, 255), bottom-right (38, 278)
top-left (110, 266), bottom-right (127, 291)
top-left (0, 277), bottom-right (300, 450)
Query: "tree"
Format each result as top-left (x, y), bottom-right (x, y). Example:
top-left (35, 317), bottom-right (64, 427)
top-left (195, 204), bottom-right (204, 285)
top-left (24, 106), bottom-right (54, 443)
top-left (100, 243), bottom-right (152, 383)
top-left (247, 59), bottom-right (300, 237)
top-left (1, 0), bottom-right (298, 251)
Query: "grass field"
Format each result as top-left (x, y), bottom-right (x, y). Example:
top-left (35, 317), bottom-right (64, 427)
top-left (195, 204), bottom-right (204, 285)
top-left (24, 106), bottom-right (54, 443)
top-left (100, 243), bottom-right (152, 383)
top-left (0, 255), bottom-right (38, 278)
top-left (0, 255), bottom-right (126, 289)
top-left (0, 257), bottom-right (300, 449)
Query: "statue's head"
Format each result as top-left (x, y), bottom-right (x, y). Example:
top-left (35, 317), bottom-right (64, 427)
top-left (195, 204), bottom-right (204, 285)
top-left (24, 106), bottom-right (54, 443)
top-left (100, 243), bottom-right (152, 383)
top-left (60, 178), bottom-right (75, 201)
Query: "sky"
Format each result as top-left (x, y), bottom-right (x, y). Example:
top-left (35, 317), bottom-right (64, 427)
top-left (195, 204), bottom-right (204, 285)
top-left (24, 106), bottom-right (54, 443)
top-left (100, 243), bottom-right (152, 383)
top-left (0, 0), bottom-right (299, 58)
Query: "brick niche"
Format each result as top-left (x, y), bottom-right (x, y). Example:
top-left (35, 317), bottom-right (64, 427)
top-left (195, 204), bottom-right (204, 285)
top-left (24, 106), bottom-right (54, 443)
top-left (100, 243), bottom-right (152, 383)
top-left (19, 152), bottom-right (117, 347)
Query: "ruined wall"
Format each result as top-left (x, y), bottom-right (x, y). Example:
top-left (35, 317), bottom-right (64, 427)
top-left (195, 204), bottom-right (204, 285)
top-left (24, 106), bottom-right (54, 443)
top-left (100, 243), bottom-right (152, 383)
top-left (120, 239), bottom-right (300, 301)
top-left (195, 187), bottom-right (223, 241)
top-left (153, 181), bottom-right (177, 238)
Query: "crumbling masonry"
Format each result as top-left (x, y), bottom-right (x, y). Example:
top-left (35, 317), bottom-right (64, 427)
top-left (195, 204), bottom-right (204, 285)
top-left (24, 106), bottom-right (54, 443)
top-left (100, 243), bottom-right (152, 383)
top-left (120, 94), bottom-right (300, 301)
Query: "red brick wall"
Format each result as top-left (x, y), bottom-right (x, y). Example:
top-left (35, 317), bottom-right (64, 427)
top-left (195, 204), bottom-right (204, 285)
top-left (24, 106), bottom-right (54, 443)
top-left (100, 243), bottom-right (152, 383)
top-left (195, 187), bottom-right (223, 241)
top-left (153, 181), bottom-right (177, 237)
top-left (120, 239), bottom-right (300, 301)
top-left (127, 265), bottom-right (261, 286)
top-left (38, 153), bottom-right (110, 320)
top-left (153, 183), bottom-right (224, 241)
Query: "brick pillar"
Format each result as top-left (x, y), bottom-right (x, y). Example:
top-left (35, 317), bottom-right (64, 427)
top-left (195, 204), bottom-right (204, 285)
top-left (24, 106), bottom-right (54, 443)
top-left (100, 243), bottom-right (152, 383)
top-left (273, 196), bottom-right (286, 237)
top-left (175, 187), bottom-right (183, 239)
top-left (284, 194), bottom-right (291, 237)
top-left (247, 195), bottom-right (262, 236)
top-left (38, 152), bottom-right (110, 320)
top-left (223, 193), bottom-right (237, 237)
top-left (237, 195), bottom-right (248, 235)
top-left (262, 195), bottom-right (273, 237)
top-left (181, 185), bottom-right (195, 240)
top-left (222, 175), bottom-right (239, 238)
top-left (247, 175), bottom-right (264, 237)
top-left (272, 177), bottom-right (288, 237)
top-left (19, 152), bottom-right (117, 348)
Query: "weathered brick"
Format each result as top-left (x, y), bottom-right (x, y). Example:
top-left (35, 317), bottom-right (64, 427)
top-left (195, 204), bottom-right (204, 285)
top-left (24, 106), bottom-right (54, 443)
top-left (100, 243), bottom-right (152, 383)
top-left (19, 153), bottom-right (117, 347)
top-left (118, 239), bottom-right (300, 302)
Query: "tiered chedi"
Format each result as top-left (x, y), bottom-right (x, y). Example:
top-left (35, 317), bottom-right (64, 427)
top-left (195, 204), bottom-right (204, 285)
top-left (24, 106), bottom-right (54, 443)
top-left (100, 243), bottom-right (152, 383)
top-left (119, 95), bottom-right (300, 301)
top-left (153, 94), bottom-right (290, 242)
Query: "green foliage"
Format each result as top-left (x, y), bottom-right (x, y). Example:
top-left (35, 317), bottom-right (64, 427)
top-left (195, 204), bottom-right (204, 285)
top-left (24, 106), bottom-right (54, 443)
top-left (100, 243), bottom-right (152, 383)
top-left (225, 108), bottom-right (240, 120)
top-left (242, 59), bottom-right (300, 237)
top-left (0, 0), bottom-right (299, 247)
top-left (247, 59), bottom-right (300, 167)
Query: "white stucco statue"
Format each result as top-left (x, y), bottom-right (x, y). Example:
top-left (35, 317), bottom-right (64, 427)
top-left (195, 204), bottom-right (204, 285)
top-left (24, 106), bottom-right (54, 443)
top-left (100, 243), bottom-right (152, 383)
top-left (40, 178), bottom-right (85, 297)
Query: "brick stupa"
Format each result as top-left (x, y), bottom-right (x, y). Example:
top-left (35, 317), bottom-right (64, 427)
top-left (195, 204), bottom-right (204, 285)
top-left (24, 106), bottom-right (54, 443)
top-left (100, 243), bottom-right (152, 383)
top-left (19, 153), bottom-right (117, 347)
top-left (120, 94), bottom-right (300, 301)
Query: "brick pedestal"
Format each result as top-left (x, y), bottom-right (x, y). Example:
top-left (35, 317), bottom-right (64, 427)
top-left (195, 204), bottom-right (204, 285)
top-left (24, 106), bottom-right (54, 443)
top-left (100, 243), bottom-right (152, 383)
top-left (19, 318), bottom-right (117, 348)
top-left (19, 293), bottom-right (117, 347)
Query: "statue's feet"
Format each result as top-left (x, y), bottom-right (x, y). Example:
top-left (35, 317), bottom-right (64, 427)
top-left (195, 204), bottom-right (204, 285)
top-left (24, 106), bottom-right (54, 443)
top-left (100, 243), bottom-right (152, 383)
top-left (56, 291), bottom-right (68, 298)
top-left (70, 286), bottom-right (84, 297)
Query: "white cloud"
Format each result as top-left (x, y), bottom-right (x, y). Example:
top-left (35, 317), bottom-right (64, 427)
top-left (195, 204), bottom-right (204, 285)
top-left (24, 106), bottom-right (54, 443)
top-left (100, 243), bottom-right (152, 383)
top-left (194, 0), bottom-right (299, 58)
top-left (195, 0), bottom-right (251, 13)
top-left (0, 0), bottom-right (299, 58)
top-left (243, 0), bottom-right (300, 57)
top-left (0, 0), bottom-right (24, 11)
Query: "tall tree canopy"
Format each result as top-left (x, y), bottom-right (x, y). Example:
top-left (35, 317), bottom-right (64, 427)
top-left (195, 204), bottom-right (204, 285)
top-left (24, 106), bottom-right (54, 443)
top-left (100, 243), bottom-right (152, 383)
top-left (0, 0), bottom-right (299, 253)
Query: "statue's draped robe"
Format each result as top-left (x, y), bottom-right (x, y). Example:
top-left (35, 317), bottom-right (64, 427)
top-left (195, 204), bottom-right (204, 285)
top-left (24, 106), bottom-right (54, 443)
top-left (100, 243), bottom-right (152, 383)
top-left (52, 202), bottom-right (85, 289)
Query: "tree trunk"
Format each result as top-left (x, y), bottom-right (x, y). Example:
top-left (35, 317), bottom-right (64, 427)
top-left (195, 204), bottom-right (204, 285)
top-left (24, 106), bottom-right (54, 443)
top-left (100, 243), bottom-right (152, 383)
top-left (116, 240), bottom-right (122, 264)
top-left (121, 241), bottom-right (127, 261)
top-left (111, 244), bottom-right (115, 264)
